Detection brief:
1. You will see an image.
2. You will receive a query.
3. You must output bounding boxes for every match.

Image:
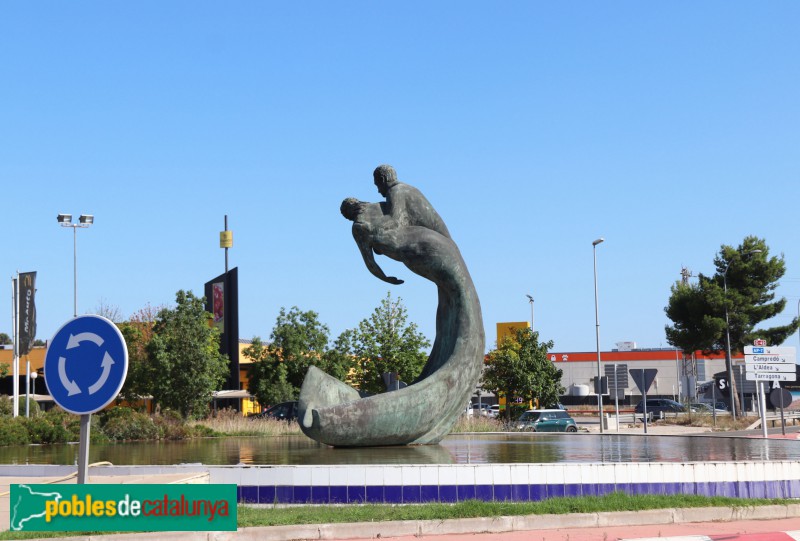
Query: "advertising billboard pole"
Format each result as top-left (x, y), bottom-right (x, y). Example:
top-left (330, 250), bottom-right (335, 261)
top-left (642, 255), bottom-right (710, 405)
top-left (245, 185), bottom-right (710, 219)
top-left (220, 215), bottom-right (233, 274)
top-left (11, 276), bottom-right (19, 417)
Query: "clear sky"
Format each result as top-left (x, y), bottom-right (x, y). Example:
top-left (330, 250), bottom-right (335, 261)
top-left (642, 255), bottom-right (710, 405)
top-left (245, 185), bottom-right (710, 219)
top-left (3, 2), bottom-right (799, 354)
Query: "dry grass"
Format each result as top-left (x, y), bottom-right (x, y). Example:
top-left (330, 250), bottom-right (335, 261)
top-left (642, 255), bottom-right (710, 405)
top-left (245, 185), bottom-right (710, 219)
top-left (451, 414), bottom-right (506, 433)
top-left (665, 412), bottom-right (755, 431)
top-left (191, 409), bottom-right (302, 436)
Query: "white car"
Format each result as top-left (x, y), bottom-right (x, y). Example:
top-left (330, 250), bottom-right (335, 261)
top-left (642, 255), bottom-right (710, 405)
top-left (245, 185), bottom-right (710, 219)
top-left (487, 404), bottom-right (501, 418)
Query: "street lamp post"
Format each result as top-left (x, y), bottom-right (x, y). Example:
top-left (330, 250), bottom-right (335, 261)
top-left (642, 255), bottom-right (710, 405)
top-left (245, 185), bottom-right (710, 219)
top-left (722, 249), bottom-right (762, 421)
top-left (592, 238), bottom-right (605, 434)
top-left (57, 214), bottom-right (94, 317)
top-left (526, 294), bottom-right (534, 333)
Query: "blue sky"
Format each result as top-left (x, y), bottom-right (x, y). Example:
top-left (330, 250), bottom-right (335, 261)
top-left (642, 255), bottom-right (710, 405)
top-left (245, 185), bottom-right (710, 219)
top-left (3, 2), bottom-right (799, 354)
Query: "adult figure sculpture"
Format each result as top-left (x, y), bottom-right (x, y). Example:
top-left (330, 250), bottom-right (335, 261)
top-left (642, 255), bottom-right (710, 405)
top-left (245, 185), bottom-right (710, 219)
top-left (372, 164), bottom-right (451, 240)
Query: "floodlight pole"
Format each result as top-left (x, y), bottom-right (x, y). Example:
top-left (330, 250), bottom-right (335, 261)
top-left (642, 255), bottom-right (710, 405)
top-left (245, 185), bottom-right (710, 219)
top-left (71, 225), bottom-right (77, 317)
top-left (592, 238), bottom-right (605, 434)
top-left (58, 214), bottom-right (93, 317)
top-left (526, 294), bottom-right (534, 333)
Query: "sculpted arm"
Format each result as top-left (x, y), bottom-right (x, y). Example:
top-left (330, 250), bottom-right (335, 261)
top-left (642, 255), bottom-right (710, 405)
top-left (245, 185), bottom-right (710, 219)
top-left (353, 225), bottom-right (404, 285)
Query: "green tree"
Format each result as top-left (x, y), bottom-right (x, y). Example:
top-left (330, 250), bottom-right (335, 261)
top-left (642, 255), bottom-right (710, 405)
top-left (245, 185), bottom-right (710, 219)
top-left (145, 291), bottom-right (229, 418)
top-left (243, 337), bottom-right (297, 408)
top-left (118, 304), bottom-right (163, 402)
top-left (665, 236), bottom-right (799, 413)
top-left (481, 327), bottom-right (563, 422)
top-left (244, 307), bottom-right (349, 405)
top-left (0, 333), bottom-right (10, 345)
top-left (337, 293), bottom-right (431, 395)
top-left (664, 280), bottom-right (725, 353)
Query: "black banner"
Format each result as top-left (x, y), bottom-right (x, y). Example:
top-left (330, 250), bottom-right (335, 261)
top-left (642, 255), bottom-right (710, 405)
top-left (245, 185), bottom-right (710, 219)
top-left (18, 272), bottom-right (36, 356)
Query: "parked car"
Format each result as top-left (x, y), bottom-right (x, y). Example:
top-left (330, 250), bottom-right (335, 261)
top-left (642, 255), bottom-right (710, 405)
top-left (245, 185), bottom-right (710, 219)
top-left (690, 402), bottom-right (728, 414)
top-left (516, 409), bottom-right (578, 432)
top-left (689, 402), bottom-right (712, 413)
top-left (472, 403), bottom-right (491, 415)
top-left (487, 404), bottom-right (501, 418)
top-left (252, 401), bottom-right (298, 421)
top-left (634, 399), bottom-right (685, 419)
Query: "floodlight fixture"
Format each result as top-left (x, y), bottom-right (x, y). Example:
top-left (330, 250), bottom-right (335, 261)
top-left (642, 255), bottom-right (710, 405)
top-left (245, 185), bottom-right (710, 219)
top-left (57, 214), bottom-right (73, 225)
top-left (78, 214), bottom-right (94, 225)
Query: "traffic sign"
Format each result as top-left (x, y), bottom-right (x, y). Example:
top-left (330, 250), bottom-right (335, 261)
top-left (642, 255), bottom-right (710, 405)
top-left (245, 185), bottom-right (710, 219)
top-left (629, 368), bottom-right (657, 394)
top-left (44, 315), bottom-right (128, 415)
top-left (744, 363), bottom-right (796, 373)
top-left (744, 346), bottom-right (796, 356)
top-left (770, 387), bottom-right (794, 409)
top-left (745, 371), bottom-right (796, 382)
top-left (745, 355), bottom-right (795, 364)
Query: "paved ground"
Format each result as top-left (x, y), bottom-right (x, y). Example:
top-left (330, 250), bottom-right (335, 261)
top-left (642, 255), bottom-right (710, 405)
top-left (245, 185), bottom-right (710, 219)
top-left (576, 416), bottom-right (800, 438)
top-left (7, 506), bottom-right (797, 541)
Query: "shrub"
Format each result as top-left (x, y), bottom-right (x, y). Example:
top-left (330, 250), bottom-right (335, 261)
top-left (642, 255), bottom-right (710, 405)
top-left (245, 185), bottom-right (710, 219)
top-left (153, 409), bottom-right (193, 440)
top-left (0, 395), bottom-right (42, 417)
top-left (44, 409), bottom-right (82, 440)
top-left (21, 416), bottom-right (70, 444)
top-left (0, 395), bottom-right (12, 416)
top-left (100, 407), bottom-right (159, 441)
top-left (0, 418), bottom-right (30, 445)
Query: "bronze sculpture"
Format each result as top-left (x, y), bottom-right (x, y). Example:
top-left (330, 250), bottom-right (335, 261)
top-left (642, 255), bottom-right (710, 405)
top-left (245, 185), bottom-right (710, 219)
top-left (297, 165), bottom-right (484, 446)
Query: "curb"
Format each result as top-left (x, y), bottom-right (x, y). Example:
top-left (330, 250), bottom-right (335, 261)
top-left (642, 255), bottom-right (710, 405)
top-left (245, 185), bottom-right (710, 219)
top-left (26, 504), bottom-right (800, 541)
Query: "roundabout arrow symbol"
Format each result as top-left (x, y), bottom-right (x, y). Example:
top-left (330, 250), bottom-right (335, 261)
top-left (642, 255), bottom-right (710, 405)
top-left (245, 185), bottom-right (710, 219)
top-left (58, 356), bottom-right (81, 396)
top-left (67, 332), bottom-right (104, 349)
top-left (88, 352), bottom-right (115, 395)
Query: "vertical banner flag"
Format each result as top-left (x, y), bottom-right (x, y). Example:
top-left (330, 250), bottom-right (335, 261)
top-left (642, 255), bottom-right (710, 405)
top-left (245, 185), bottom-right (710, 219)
top-left (212, 282), bottom-right (224, 332)
top-left (18, 272), bottom-right (37, 356)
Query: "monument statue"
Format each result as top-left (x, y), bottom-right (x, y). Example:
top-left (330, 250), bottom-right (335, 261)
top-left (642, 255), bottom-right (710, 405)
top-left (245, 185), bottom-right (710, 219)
top-left (297, 165), bottom-right (484, 447)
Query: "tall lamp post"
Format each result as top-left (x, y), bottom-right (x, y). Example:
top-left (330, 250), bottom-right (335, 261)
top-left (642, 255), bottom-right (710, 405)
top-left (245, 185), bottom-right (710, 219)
top-left (592, 238), bottom-right (605, 433)
top-left (526, 294), bottom-right (534, 333)
top-left (57, 214), bottom-right (94, 317)
top-left (723, 248), bottom-right (761, 421)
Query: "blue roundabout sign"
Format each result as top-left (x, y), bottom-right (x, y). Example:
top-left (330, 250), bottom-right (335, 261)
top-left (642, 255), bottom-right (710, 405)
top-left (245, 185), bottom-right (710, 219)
top-left (44, 315), bottom-right (128, 415)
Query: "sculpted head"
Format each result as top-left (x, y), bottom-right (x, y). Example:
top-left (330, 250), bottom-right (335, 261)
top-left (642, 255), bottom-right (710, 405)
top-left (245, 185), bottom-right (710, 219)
top-left (340, 197), bottom-right (365, 222)
top-left (373, 165), bottom-right (398, 197)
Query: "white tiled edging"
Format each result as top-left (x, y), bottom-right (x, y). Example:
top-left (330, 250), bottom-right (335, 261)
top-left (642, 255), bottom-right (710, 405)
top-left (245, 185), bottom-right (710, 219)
top-left (3, 461), bottom-right (799, 504)
top-left (209, 461), bottom-right (800, 504)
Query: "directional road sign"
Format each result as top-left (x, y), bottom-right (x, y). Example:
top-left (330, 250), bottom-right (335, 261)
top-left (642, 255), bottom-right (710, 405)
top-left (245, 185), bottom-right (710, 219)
top-left (744, 346), bottom-right (797, 356)
top-left (44, 315), bottom-right (128, 415)
top-left (744, 363), bottom-right (796, 373)
top-left (745, 371), bottom-right (795, 382)
top-left (744, 355), bottom-right (795, 364)
top-left (743, 345), bottom-right (796, 383)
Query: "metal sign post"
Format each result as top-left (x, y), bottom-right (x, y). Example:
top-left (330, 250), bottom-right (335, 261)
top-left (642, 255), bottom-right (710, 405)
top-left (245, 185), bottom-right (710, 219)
top-left (44, 315), bottom-right (128, 484)
top-left (630, 369), bottom-right (658, 435)
top-left (759, 382), bottom-right (768, 439)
